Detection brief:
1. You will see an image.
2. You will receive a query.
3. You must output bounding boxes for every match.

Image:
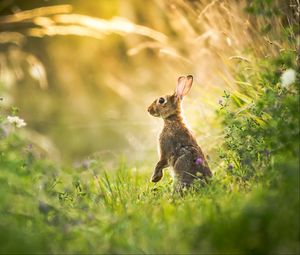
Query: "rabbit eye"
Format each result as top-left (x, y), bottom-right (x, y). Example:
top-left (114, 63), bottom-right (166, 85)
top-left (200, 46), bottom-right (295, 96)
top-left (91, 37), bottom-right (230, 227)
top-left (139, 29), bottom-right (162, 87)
top-left (158, 97), bottom-right (165, 104)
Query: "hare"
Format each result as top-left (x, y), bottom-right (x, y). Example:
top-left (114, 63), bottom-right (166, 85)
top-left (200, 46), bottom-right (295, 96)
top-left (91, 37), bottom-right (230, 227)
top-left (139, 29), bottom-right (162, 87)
top-left (147, 75), bottom-right (212, 190)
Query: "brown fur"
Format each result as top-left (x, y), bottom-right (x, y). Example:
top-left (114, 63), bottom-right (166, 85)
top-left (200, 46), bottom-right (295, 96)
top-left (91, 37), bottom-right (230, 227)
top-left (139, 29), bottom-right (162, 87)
top-left (147, 75), bottom-right (212, 190)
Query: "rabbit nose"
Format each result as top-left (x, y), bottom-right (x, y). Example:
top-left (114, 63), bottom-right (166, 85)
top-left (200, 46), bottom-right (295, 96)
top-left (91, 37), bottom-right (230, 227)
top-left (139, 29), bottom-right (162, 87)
top-left (148, 107), bottom-right (154, 115)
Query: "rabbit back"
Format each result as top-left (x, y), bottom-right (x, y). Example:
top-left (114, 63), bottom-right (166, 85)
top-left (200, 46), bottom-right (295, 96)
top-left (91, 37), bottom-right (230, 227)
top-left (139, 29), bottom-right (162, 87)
top-left (160, 120), bottom-right (212, 186)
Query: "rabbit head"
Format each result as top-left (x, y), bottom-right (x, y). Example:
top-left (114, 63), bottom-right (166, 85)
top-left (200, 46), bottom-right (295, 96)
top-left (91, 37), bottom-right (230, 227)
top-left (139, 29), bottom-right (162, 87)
top-left (147, 75), bottom-right (193, 119)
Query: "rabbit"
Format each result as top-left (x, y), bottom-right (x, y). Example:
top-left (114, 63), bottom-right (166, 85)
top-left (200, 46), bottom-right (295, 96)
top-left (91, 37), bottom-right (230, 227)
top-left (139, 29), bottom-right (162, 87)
top-left (147, 75), bottom-right (212, 190)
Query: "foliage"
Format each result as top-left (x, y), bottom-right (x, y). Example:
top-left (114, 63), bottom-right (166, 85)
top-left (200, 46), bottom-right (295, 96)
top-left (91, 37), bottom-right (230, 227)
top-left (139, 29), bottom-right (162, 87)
top-left (219, 50), bottom-right (299, 183)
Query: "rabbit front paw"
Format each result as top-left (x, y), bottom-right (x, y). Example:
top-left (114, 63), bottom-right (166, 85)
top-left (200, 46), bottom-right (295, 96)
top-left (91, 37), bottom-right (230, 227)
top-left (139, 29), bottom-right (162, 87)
top-left (151, 171), bottom-right (163, 182)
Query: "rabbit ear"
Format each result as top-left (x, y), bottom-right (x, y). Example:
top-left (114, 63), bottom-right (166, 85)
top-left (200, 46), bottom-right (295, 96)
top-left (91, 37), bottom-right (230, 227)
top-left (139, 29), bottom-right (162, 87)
top-left (175, 75), bottom-right (193, 99)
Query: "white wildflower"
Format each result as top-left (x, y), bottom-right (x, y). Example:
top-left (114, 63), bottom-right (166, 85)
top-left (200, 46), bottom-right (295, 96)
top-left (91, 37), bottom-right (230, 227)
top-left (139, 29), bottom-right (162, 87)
top-left (7, 116), bottom-right (26, 128)
top-left (280, 68), bottom-right (297, 88)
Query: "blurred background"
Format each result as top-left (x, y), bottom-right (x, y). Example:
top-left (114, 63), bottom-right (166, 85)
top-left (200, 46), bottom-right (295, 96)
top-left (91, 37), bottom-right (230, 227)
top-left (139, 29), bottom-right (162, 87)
top-left (0, 0), bottom-right (295, 165)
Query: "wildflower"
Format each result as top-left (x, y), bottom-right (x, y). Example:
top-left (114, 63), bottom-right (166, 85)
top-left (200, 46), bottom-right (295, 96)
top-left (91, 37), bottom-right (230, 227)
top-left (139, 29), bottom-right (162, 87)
top-left (227, 163), bottom-right (234, 170)
top-left (280, 68), bottom-right (296, 88)
top-left (264, 149), bottom-right (271, 157)
top-left (38, 201), bottom-right (50, 214)
top-left (195, 157), bottom-right (203, 165)
top-left (218, 99), bottom-right (223, 105)
top-left (7, 116), bottom-right (26, 128)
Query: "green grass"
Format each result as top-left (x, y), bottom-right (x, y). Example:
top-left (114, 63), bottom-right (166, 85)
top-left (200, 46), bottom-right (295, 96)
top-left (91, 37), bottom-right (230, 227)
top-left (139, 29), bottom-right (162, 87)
top-left (0, 132), bottom-right (298, 254)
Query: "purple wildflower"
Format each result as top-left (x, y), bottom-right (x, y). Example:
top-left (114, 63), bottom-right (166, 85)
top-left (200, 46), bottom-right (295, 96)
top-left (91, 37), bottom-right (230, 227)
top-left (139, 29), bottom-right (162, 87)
top-left (228, 163), bottom-right (234, 170)
top-left (38, 201), bottom-right (50, 214)
top-left (264, 149), bottom-right (271, 157)
top-left (195, 157), bottom-right (203, 165)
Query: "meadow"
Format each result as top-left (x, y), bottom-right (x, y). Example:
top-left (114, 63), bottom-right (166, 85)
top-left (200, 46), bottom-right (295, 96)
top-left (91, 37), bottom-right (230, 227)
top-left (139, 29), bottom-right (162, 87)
top-left (0, 0), bottom-right (299, 254)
